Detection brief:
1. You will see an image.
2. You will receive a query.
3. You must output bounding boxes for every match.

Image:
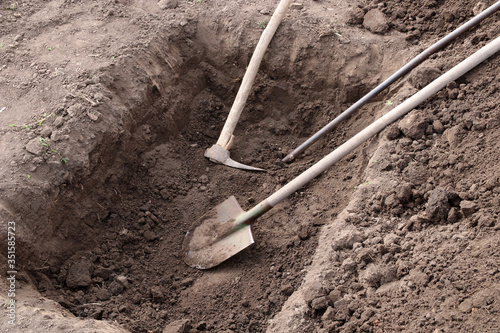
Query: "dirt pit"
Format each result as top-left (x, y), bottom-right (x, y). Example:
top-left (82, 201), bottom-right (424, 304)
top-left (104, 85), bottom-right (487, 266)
top-left (1, 0), bottom-right (500, 332)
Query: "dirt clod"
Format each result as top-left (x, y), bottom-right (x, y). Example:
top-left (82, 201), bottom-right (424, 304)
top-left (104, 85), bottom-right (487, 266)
top-left (460, 200), bottom-right (478, 217)
top-left (426, 187), bottom-right (451, 222)
top-left (66, 261), bottom-right (93, 289)
top-left (363, 9), bottom-right (389, 34)
top-left (399, 112), bottom-right (431, 140)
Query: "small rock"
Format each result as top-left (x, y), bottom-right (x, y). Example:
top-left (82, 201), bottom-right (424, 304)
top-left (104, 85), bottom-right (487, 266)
top-left (458, 298), bottom-right (473, 313)
top-left (409, 213), bottom-right (430, 229)
top-left (303, 281), bottom-right (327, 305)
top-left (443, 126), bottom-right (464, 147)
top-left (143, 230), bottom-right (157, 241)
top-left (363, 9), bottom-right (389, 34)
top-left (327, 289), bottom-right (342, 305)
top-left (158, 0), bottom-right (178, 9)
top-left (447, 81), bottom-right (457, 90)
top-left (50, 130), bottom-right (67, 142)
top-left (432, 120), bottom-right (445, 134)
top-left (66, 261), bottom-right (93, 288)
top-left (396, 183), bottom-right (412, 203)
top-left (95, 288), bottom-right (112, 301)
top-left (395, 8), bottom-right (406, 18)
top-left (407, 269), bottom-right (429, 287)
top-left (448, 155), bottom-right (459, 166)
top-left (67, 103), bottom-right (84, 117)
top-left (322, 306), bottom-right (335, 322)
top-left (360, 308), bottom-right (375, 322)
top-left (333, 297), bottom-right (351, 312)
top-left (399, 112), bottom-right (430, 140)
top-left (409, 66), bottom-right (442, 89)
top-left (116, 275), bottom-right (129, 287)
top-left (360, 264), bottom-right (396, 288)
top-left (151, 286), bottom-right (165, 301)
top-left (426, 187), bottom-right (450, 222)
top-left (53, 116), bottom-right (65, 128)
top-left (87, 111), bottom-right (100, 121)
top-left (396, 260), bottom-right (411, 277)
top-left (180, 278), bottom-right (194, 287)
top-left (356, 248), bottom-right (373, 264)
top-left (94, 93), bottom-right (104, 102)
top-left (447, 207), bottom-right (462, 224)
top-left (298, 225), bottom-right (310, 240)
top-left (281, 284), bottom-right (294, 296)
top-left (359, 264), bottom-right (382, 287)
top-left (119, 305), bottom-right (129, 313)
top-left (384, 194), bottom-right (399, 208)
top-left (448, 88), bottom-right (459, 99)
top-left (163, 319), bottom-right (191, 333)
top-left (25, 137), bottom-right (45, 155)
top-left (383, 233), bottom-right (401, 246)
top-left (160, 189), bottom-right (170, 200)
top-left (341, 257), bottom-right (357, 273)
top-left (477, 212), bottom-right (494, 228)
top-left (347, 7), bottom-right (365, 25)
top-left (378, 159), bottom-right (393, 171)
top-left (385, 125), bottom-right (401, 140)
top-left (289, 3), bottom-right (303, 10)
top-left (93, 266), bottom-right (113, 280)
top-left (460, 200), bottom-right (478, 217)
top-left (40, 127), bottom-right (53, 138)
top-left (36, 272), bottom-right (55, 292)
top-left (331, 229), bottom-right (364, 250)
top-left (311, 296), bottom-right (329, 310)
top-left (199, 174), bottom-right (209, 183)
top-left (109, 281), bottom-right (124, 295)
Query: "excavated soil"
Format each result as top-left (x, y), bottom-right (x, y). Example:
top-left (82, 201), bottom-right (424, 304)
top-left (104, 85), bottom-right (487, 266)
top-left (0, 0), bottom-right (499, 332)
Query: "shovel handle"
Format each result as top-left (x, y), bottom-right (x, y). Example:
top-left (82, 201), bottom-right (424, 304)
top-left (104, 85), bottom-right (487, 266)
top-left (259, 35), bottom-right (500, 209)
top-left (216, 0), bottom-right (293, 149)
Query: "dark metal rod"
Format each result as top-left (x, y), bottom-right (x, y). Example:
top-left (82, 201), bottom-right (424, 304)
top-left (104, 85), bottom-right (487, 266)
top-left (282, 0), bottom-right (500, 163)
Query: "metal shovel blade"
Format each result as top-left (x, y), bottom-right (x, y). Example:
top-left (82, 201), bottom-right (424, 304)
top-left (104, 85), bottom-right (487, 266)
top-left (182, 196), bottom-right (254, 269)
top-left (204, 144), bottom-right (265, 172)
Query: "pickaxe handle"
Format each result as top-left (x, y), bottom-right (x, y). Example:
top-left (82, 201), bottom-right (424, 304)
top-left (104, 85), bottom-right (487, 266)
top-left (216, 0), bottom-right (293, 149)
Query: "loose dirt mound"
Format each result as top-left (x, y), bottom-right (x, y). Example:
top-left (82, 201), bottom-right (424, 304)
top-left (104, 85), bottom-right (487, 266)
top-left (0, 0), bottom-right (499, 332)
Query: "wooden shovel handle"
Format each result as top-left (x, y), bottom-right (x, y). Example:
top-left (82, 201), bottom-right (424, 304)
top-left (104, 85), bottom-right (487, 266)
top-left (216, 0), bottom-right (293, 149)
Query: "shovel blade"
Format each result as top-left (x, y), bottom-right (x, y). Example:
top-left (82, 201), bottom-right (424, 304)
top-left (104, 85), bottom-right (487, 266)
top-left (182, 196), bottom-right (254, 269)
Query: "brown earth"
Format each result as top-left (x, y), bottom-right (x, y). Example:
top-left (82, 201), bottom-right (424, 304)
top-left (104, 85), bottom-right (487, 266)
top-left (0, 0), bottom-right (499, 332)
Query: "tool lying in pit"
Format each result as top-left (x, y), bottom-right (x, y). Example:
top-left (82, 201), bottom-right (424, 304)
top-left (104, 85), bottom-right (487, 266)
top-left (183, 35), bottom-right (500, 269)
top-left (282, 0), bottom-right (500, 164)
top-left (204, 0), bottom-right (293, 172)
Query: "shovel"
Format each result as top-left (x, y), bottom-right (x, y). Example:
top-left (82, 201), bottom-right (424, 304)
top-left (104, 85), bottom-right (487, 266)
top-left (184, 35), bottom-right (500, 269)
top-left (204, 0), bottom-right (293, 172)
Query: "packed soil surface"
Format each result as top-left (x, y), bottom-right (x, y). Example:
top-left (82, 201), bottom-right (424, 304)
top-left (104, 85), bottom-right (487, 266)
top-left (0, 0), bottom-right (499, 332)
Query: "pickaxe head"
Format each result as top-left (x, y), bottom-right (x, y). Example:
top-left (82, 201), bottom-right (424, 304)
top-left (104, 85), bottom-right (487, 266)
top-left (204, 144), bottom-right (265, 172)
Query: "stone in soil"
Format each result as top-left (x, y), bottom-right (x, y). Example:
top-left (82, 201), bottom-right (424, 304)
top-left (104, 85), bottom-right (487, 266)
top-left (426, 187), bottom-right (450, 222)
top-left (66, 261), bottom-right (93, 289)
top-left (363, 9), bottom-right (389, 34)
